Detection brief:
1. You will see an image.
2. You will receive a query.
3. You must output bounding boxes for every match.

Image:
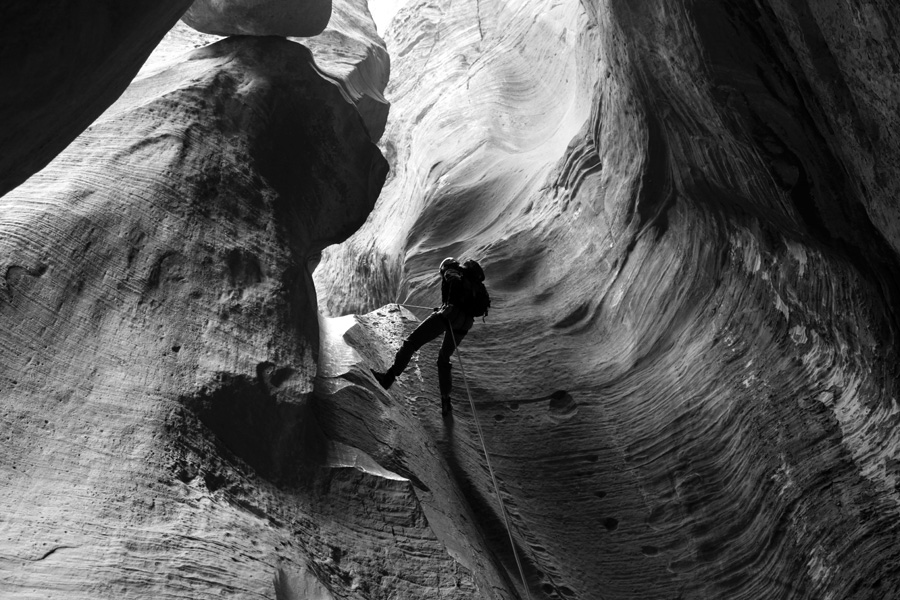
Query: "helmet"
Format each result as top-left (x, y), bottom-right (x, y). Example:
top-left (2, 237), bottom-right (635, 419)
top-left (439, 257), bottom-right (459, 273)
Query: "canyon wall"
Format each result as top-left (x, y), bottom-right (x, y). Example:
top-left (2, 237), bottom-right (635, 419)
top-left (3, 0), bottom-right (900, 598)
top-left (315, 0), bottom-right (900, 598)
top-left (0, 15), bottom-right (452, 600)
top-left (0, 1), bottom-right (194, 196)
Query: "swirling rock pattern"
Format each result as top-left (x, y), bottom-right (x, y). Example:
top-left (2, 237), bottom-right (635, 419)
top-left (0, 36), bottom-right (392, 598)
top-left (145, 0), bottom-right (389, 141)
top-left (181, 0), bottom-right (332, 37)
top-left (302, 0), bottom-right (391, 141)
top-left (316, 0), bottom-right (900, 598)
top-left (0, 0), bottom-right (193, 197)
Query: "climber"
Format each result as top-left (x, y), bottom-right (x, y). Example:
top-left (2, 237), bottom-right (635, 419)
top-left (372, 257), bottom-right (490, 417)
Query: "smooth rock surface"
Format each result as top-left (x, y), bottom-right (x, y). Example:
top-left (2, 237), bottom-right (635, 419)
top-left (302, 0), bottom-right (391, 141)
top-left (145, 0), bottom-right (389, 141)
top-left (182, 0), bottom-right (332, 37)
top-left (315, 0), bottom-right (900, 598)
top-left (0, 0), bottom-right (193, 197)
top-left (0, 36), bottom-right (395, 598)
top-left (315, 310), bottom-right (514, 598)
top-left (136, 20), bottom-right (223, 79)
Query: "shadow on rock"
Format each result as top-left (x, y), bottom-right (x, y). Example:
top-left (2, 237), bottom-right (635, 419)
top-left (180, 367), bottom-right (326, 487)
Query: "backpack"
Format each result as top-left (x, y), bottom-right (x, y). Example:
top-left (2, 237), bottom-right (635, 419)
top-left (461, 260), bottom-right (491, 318)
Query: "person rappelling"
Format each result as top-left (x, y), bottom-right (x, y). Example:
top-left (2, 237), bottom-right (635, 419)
top-left (372, 257), bottom-right (491, 416)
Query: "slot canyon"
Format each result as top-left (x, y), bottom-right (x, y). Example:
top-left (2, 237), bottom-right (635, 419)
top-left (2, 0), bottom-right (900, 598)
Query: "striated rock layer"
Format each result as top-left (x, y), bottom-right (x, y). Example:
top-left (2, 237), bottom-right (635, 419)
top-left (316, 0), bottom-right (900, 598)
top-left (301, 0), bottom-right (391, 141)
top-left (0, 36), bottom-right (437, 598)
top-left (147, 0), bottom-right (389, 142)
top-left (0, 0), bottom-right (193, 197)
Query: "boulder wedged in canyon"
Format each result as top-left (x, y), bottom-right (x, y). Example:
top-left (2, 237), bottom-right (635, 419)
top-left (145, 0), bottom-right (389, 142)
top-left (315, 0), bottom-right (900, 598)
top-left (0, 0), bottom-right (193, 197)
top-left (0, 35), bottom-right (427, 598)
top-left (181, 0), bottom-right (332, 37)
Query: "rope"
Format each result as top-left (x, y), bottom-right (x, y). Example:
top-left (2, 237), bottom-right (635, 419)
top-left (447, 326), bottom-right (531, 600)
top-left (396, 303), bottom-right (434, 311)
top-left (398, 302), bottom-right (530, 597)
top-left (398, 303), bottom-right (531, 597)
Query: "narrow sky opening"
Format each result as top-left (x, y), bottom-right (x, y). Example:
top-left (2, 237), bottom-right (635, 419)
top-left (367, 0), bottom-right (411, 35)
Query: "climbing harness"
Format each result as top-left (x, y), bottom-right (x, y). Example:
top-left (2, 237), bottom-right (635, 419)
top-left (399, 303), bottom-right (532, 600)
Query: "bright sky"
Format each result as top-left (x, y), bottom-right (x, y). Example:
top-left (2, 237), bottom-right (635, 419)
top-left (367, 0), bottom-right (411, 35)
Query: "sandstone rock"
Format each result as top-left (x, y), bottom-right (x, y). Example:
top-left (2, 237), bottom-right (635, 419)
top-left (0, 0), bottom-right (193, 197)
top-left (301, 0), bottom-right (390, 141)
top-left (314, 311), bottom-right (514, 598)
top-left (315, 0), bottom-right (595, 316)
top-left (181, 0), bottom-right (332, 37)
top-left (5, 0), bottom-right (900, 597)
top-left (756, 1), bottom-right (900, 257)
top-left (0, 36), bottom-right (406, 598)
top-left (136, 20), bottom-right (223, 78)
top-left (146, 0), bottom-right (389, 141)
top-left (315, 0), bottom-right (900, 598)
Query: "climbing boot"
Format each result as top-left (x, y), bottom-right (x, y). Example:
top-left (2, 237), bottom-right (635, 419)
top-left (441, 395), bottom-right (452, 417)
top-left (371, 369), bottom-right (395, 390)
